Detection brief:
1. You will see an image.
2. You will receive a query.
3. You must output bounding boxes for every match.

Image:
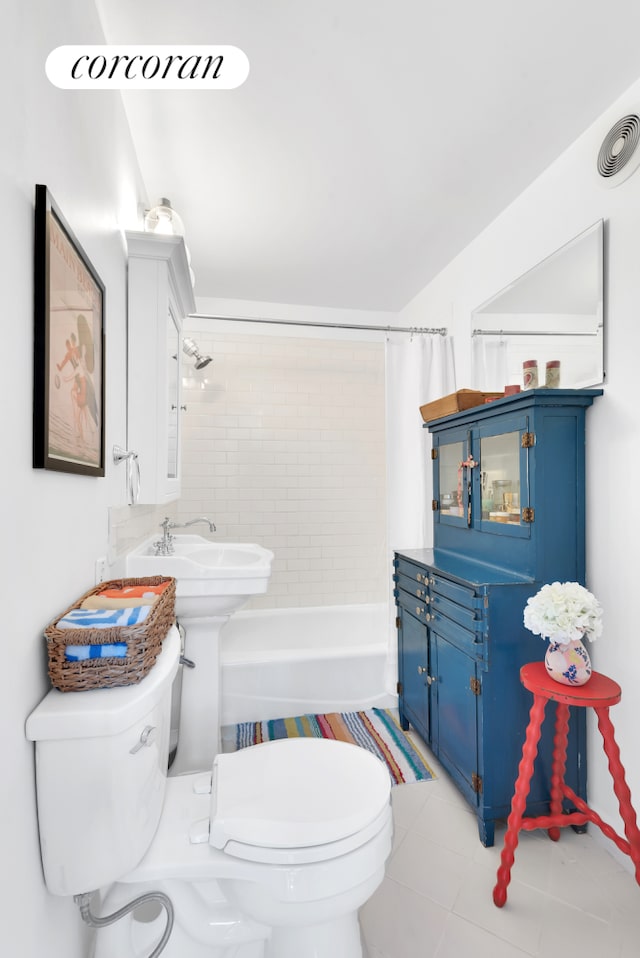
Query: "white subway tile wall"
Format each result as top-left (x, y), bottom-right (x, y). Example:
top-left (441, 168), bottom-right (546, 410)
top-left (176, 332), bottom-right (388, 609)
top-left (109, 502), bottom-right (177, 565)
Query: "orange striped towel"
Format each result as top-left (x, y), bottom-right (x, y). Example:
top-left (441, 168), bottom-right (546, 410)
top-left (81, 595), bottom-right (159, 610)
top-left (100, 582), bottom-right (170, 599)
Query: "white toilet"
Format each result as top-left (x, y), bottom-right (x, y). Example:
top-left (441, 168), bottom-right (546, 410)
top-left (26, 627), bottom-right (392, 957)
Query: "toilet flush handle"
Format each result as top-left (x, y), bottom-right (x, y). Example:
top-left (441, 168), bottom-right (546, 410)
top-left (130, 725), bottom-right (157, 754)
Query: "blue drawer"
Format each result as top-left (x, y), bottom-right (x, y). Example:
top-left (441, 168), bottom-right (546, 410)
top-left (395, 571), bottom-right (430, 603)
top-left (395, 586), bottom-right (431, 626)
top-left (430, 573), bottom-right (482, 611)
top-left (395, 556), bottom-right (430, 585)
top-left (429, 608), bottom-right (481, 657)
top-left (430, 591), bottom-right (483, 633)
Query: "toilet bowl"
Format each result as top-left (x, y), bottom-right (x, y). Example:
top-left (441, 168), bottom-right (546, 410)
top-left (26, 628), bottom-right (392, 958)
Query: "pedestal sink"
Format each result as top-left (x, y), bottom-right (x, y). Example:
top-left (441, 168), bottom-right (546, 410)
top-left (126, 535), bottom-right (274, 774)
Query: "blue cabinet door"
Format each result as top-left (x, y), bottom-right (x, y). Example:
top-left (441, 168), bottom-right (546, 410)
top-left (397, 604), bottom-right (430, 743)
top-left (431, 630), bottom-right (479, 809)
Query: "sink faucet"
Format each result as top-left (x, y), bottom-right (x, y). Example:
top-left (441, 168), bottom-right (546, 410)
top-left (154, 516), bottom-right (217, 556)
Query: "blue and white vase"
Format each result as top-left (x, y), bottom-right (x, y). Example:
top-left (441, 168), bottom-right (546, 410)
top-left (544, 638), bottom-right (592, 686)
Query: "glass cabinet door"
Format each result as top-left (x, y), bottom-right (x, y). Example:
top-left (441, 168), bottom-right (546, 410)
top-left (479, 431), bottom-right (522, 525)
top-left (437, 438), bottom-right (466, 518)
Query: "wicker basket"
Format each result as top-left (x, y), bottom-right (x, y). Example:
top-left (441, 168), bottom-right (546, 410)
top-left (420, 389), bottom-right (504, 423)
top-left (45, 576), bottom-right (176, 692)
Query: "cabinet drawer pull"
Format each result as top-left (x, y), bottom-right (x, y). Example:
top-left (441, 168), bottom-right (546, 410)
top-left (416, 573), bottom-right (423, 582)
top-left (416, 606), bottom-right (423, 616)
top-left (417, 665), bottom-right (428, 674)
top-left (426, 675), bottom-right (437, 686)
top-left (425, 612), bottom-right (431, 622)
top-left (415, 588), bottom-right (424, 598)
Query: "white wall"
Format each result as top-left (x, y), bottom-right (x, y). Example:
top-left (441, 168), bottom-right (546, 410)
top-left (1, 2), bottom-right (144, 954)
top-left (396, 78), bottom-right (640, 854)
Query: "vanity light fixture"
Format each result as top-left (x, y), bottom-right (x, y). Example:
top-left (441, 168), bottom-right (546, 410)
top-left (144, 199), bottom-right (195, 288)
top-left (183, 337), bottom-right (212, 370)
top-left (144, 197), bottom-right (185, 236)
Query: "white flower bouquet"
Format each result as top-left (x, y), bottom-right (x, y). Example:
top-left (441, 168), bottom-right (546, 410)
top-left (523, 581), bottom-right (603, 646)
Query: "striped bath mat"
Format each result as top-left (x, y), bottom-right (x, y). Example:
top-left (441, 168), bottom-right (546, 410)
top-left (229, 708), bottom-right (435, 786)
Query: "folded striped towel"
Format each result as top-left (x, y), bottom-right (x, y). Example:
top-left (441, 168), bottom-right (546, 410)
top-left (65, 643), bottom-right (128, 661)
top-left (100, 583), bottom-right (170, 599)
top-left (81, 594), bottom-right (158, 610)
top-left (56, 606), bottom-right (151, 630)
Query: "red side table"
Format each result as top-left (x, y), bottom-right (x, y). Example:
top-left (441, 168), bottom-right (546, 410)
top-left (493, 662), bottom-right (640, 907)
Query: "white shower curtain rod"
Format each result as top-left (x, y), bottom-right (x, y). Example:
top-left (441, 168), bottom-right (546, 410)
top-left (472, 328), bottom-right (600, 337)
top-left (189, 313), bottom-right (447, 335)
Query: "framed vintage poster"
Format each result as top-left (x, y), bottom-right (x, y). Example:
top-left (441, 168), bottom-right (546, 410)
top-left (33, 184), bottom-right (105, 475)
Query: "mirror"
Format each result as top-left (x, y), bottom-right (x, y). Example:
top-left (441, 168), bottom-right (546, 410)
top-left (471, 220), bottom-right (604, 391)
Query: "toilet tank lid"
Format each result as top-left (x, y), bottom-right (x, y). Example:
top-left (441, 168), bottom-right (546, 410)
top-left (25, 627), bottom-right (180, 742)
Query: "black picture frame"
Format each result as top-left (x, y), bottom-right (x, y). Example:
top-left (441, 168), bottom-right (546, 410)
top-left (33, 184), bottom-right (105, 476)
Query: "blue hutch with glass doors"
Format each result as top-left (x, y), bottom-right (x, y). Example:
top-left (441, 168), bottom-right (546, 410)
top-left (393, 388), bottom-right (602, 845)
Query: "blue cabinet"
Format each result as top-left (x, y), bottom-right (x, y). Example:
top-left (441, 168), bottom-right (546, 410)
top-left (394, 388), bottom-right (601, 845)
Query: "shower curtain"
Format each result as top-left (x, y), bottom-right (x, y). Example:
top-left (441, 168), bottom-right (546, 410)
top-left (386, 332), bottom-right (456, 552)
top-left (384, 332), bottom-right (456, 694)
top-left (471, 335), bottom-right (508, 390)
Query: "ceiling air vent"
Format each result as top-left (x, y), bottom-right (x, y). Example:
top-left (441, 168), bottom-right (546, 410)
top-left (596, 113), bottom-right (640, 187)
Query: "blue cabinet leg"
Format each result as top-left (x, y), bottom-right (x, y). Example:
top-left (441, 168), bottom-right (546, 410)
top-left (478, 817), bottom-right (495, 847)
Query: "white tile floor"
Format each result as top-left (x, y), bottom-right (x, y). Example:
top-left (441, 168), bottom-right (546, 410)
top-left (360, 736), bottom-right (640, 958)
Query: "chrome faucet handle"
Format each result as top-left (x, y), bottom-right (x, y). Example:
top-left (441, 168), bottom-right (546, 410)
top-left (156, 517), bottom-right (176, 555)
top-left (153, 536), bottom-right (173, 556)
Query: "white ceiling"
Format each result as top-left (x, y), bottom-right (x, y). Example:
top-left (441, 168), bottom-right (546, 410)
top-left (96, 1), bottom-right (640, 311)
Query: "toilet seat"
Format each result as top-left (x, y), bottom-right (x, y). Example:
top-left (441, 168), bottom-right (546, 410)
top-left (210, 738), bottom-right (391, 859)
top-left (222, 803), bottom-right (392, 865)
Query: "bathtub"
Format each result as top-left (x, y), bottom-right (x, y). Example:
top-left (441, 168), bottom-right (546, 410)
top-left (220, 603), bottom-right (397, 725)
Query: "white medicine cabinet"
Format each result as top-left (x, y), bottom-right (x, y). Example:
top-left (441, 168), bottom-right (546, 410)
top-left (126, 231), bottom-right (196, 505)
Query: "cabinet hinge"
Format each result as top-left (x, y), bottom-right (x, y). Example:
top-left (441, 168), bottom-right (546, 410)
top-left (521, 507), bottom-right (535, 523)
top-left (521, 431), bottom-right (535, 448)
top-left (432, 499), bottom-right (439, 511)
top-left (395, 616), bottom-right (401, 630)
top-left (397, 681), bottom-right (403, 695)
top-left (470, 677), bottom-right (481, 696)
top-left (431, 448), bottom-right (438, 459)
top-left (472, 772), bottom-right (483, 794)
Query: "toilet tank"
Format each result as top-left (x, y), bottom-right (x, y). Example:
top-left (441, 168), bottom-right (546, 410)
top-left (26, 627), bottom-right (180, 896)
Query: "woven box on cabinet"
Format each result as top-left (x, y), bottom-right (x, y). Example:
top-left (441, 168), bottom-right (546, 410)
top-left (45, 576), bottom-right (176, 692)
top-left (420, 389), bottom-right (504, 423)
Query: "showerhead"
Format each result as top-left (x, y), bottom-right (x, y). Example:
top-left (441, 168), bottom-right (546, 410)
top-left (183, 337), bottom-right (213, 370)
